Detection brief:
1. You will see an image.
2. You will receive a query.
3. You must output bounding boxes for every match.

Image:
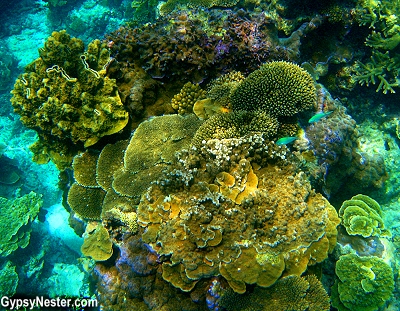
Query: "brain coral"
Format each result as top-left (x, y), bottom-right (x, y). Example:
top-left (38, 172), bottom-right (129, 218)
top-left (137, 135), bottom-right (340, 293)
top-left (339, 194), bottom-right (391, 238)
top-left (11, 30), bottom-right (128, 170)
top-left (332, 253), bottom-right (394, 311)
top-left (230, 61), bottom-right (317, 117)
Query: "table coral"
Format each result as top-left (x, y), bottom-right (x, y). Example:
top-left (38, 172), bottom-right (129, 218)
top-left (332, 253), bottom-right (394, 311)
top-left (137, 135), bottom-right (340, 293)
top-left (0, 192), bottom-right (42, 257)
top-left (339, 194), bottom-right (391, 238)
top-left (230, 61), bottom-right (316, 117)
top-left (10, 30), bottom-right (129, 170)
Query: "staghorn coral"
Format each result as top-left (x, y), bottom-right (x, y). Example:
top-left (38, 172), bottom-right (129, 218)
top-left (170, 82), bottom-right (206, 115)
top-left (81, 223), bottom-right (113, 261)
top-left (332, 253), bottom-right (394, 311)
top-left (137, 134), bottom-right (340, 293)
top-left (10, 30), bottom-right (128, 170)
top-left (0, 192), bottom-right (42, 257)
top-left (217, 275), bottom-right (330, 311)
top-left (230, 61), bottom-right (316, 117)
top-left (339, 194), bottom-right (391, 238)
top-left (191, 111), bottom-right (280, 149)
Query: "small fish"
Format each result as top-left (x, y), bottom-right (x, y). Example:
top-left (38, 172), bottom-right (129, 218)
top-left (276, 136), bottom-right (298, 146)
top-left (308, 111), bottom-right (333, 123)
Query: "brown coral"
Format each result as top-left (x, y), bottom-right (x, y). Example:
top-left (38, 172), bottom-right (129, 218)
top-left (137, 151), bottom-right (340, 293)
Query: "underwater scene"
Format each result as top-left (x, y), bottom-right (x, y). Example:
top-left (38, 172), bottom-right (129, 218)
top-left (1, 0), bottom-right (400, 310)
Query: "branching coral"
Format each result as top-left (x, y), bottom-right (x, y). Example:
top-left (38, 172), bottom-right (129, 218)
top-left (11, 30), bottom-right (129, 170)
top-left (352, 0), bottom-right (400, 93)
top-left (230, 61), bottom-right (316, 117)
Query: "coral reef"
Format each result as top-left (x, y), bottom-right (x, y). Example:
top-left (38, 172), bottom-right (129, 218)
top-left (0, 261), bottom-right (18, 296)
top-left (160, 0), bottom-right (239, 15)
top-left (106, 9), bottom-right (320, 84)
top-left (191, 111), bottom-right (279, 148)
top-left (81, 223), bottom-right (113, 261)
top-left (0, 191), bottom-right (42, 257)
top-left (304, 94), bottom-right (387, 198)
top-left (332, 253), bottom-right (394, 311)
top-left (216, 275), bottom-right (330, 311)
top-left (10, 30), bottom-right (129, 170)
top-left (230, 61), bottom-right (317, 117)
top-left (67, 114), bottom-right (202, 222)
top-left (339, 194), bottom-right (391, 238)
top-left (138, 132), bottom-right (340, 294)
top-left (171, 82), bottom-right (206, 115)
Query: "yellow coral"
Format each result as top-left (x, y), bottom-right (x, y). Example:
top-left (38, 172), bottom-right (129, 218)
top-left (171, 82), bottom-right (206, 115)
top-left (81, 223), bottom-right (113, 261)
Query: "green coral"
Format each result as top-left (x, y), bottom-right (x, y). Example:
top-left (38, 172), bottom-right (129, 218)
top-left (230, 61), bottom-right (316, 117)
top-left (191, 111), bottom-right (280, 148)
top-left (171, 82), bottom-right (207, 115)
top-left (332, 253), bottom-right (394, 311)
top-left (207, 71), bottom-right (245, 109)
top-left (339, 194), bottom-right (391, 238)
top-left (0, 192), bottom-right (42, 257)
top-left (353, 0), bottom-right (400, 93)
top-left (0, 261), bottom-right (18, 296)
top-left (11, 30), bottom-right (129, 170)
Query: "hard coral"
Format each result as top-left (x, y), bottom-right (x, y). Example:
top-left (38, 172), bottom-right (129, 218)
top-left (137, 135), bottom-right (340, 293)
top-left (339, 194), bottom-right (390, 238)
top-left (0, 192), bottom-right (42, 257)
top-left (171, 82), bottom-right (206, 115)
top-left (230, 61), bottom-right (316, 117)
top-left (11, 30), bottom-right (129, 170)
top-left (332, 253), bottom-right (394, 311)
top-left (217, 275), bottom-right (330, 311)
top-left (81, 223), bottom-right (113, 261)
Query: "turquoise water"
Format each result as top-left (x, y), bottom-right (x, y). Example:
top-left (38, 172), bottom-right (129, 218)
top-left (0, 0), bottom-right (399, 310)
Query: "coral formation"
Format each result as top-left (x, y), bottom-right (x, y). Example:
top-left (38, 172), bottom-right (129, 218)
top-left (217, 275), bottom-right (330, 311)
top-left (170, 82), bottom-right (206, 115)
top-left (332, 253), bottom-right (394, 311)
top-left (10, 30), bottom-right (129, 170)
top-left (339, 194), bottom-right (391, 238)
top-left (0, 192), bottom-right (42, 257)
top-left (106, 10), bottom-right (318, 84)
top-left (67, 114), bottom-right (202, 222)
top-left (230, 61), bottom-right (316, 117)
top-left (191, 111), bottom-right (279, 148)
top-left (81, 223), bottom-right (113, 261)
top-left (138, 133), bottom-right (340, 293)
top-left (0, 261), bottom-right (18, 296)
top-left (160, 0), bottom-right (239, 15)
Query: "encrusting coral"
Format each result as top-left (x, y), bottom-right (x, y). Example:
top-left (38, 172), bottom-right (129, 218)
top-left (230, 61), bottom-right (316, 117)
top-left (81, 223), bottom-right (113, 261)
top-left (10, 30), bottom-right (129, 170)
top-left (339, 194), bottom-right (391, 238)
top-left (332, 253), bottom-right (394, 311)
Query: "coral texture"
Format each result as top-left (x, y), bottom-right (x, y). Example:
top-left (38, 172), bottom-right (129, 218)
top-left (332, 253), bottom-right (394, 311)
top-left (81, 223), bottom-right (113, 261)
top-left (10, 30), bottom-right (128, 170)
top-left (230, 61), bottom-right (316, 117)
